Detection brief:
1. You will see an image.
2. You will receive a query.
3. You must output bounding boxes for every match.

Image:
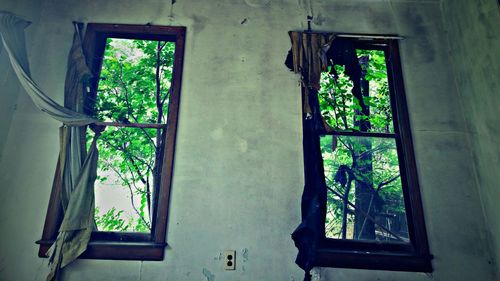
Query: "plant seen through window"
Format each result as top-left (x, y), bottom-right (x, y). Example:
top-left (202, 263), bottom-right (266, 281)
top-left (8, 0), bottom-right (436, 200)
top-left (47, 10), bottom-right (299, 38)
top-left (87, 38), bottom-right (175, 232)
top-left (319, 49), bottom-right (409, 242)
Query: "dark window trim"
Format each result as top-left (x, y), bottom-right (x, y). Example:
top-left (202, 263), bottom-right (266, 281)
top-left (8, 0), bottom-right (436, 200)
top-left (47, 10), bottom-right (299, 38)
top-left (37, 23), bottom-right (186, 261)
top-left (311, 38), bottom-right (432, 271)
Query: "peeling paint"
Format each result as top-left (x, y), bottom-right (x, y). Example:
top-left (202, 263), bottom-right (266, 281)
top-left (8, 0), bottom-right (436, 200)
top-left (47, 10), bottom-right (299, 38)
top-left (202, 268), bottom-right (215, 281)
top-left (190, 14), bottom-right (208, 35)
top-left (312, 13), bottom-right (325, 26)
top-left (138, 261), bottom-right (143, 281)
top-left (402, 7), bottom-right (435, 63)
top-left (311, 268), bottom-right (320, 281)
top-left (244, 0), bottom-right (271, 8)
top-left (210, 127), bottom-right (224, 140)
top-left (238, 139), bottom-right (248, 153)
top-left (241, 248), bottom-right (249, 262)
top-left (213, 252), bottom-right (222, 260)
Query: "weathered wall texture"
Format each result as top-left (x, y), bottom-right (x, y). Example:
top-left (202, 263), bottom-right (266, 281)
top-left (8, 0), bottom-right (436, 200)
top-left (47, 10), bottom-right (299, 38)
top-left (0, 0), bottom-right (41, 160)
top-left (0, 0), bottom-right (497, 280)
top-left (441, 0), bottom-right (500, 277)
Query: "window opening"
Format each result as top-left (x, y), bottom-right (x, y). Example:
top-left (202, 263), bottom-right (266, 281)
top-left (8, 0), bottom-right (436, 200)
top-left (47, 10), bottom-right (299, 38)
top-left (319, 49), bottom-right (408, 242)
top-left (91, 38), bottom-right (175, 233)
top-left (286, 32), bottom-right (431, 273)
top-left (38, 23), bottom-right (185, 261)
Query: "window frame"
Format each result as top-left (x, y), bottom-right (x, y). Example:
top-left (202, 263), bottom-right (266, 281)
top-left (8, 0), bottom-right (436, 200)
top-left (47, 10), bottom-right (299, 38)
top-left (37, 23), bottom-right (185, 261)
top-left (310, 38), bottom-right (432, 272)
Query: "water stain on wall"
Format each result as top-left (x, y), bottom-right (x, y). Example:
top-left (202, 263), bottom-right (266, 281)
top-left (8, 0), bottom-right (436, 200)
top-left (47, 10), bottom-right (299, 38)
top-left (202, 268), bottom-right (215, 281)
top-left (242, 248), bottom-right (249, 262)
top-left (402, 8), bottom-right (435, 63)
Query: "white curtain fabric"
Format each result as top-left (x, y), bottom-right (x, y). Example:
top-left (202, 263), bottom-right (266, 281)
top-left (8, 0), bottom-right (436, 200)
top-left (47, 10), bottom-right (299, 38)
top-left (0, 11), bottom-right (97, 126)
top-left (0, 11), bottom-right (101, 281)
top-left (45, 28), bottom-right (103, 281)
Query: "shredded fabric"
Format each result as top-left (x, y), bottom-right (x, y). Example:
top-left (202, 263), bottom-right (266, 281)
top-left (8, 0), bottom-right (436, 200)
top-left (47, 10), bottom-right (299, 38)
top-left (0, 11), bottom-right (101, 281)
top-left (285, 31), bottom-right (365, 280)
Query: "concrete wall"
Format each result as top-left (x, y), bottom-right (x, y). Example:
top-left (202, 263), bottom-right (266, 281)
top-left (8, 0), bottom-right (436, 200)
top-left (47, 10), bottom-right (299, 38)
top-left (0, 0), bottom-right (497, 280)
top-left (441, 0), bottom-right (500, 277)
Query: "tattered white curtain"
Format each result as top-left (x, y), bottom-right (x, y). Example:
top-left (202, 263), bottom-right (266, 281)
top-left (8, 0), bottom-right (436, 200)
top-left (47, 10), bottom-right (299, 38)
top-left (0, 11), bottom-right (101, 281)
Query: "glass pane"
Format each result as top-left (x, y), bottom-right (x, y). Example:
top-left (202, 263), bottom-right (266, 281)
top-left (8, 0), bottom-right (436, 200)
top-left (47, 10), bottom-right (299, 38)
top-left (94, 38), bottom-right (176, 124)
top-left (318, 49), bottom-right (394, 133)
top-left (321, 135), bottom-right (409, 242)
top-left (88, 37), bottom-right (176, 233)
top-left (89, 126), bottom-right (163, 233)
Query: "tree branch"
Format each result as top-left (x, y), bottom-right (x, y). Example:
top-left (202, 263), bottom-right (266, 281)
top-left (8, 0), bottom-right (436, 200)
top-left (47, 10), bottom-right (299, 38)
top-left (116, 62), bottom-right (157, 149)
top-left (108, 165), bottom-right (151, 230)
top-left (356, 174), bottom-right (401, 239)
top-left (326, 185), bottom-right (405, 242)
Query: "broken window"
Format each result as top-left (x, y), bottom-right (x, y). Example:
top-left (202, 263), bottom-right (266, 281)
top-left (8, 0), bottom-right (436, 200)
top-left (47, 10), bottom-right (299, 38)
top-left (287, 34), bottom-right (431, 273)
top-left (38, 23), bottom-right (185, 260)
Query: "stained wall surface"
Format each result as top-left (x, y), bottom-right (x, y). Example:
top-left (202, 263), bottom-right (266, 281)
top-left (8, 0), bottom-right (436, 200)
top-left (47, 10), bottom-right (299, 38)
top-left (0, 0), bottom-right (41, 160)
top-left (0, 0), bottom-right (497, 281)
top-left (441, 0), bottom-right (500, 277)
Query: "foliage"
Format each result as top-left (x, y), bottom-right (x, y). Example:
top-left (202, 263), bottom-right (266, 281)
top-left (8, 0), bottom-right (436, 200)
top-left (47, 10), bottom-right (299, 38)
top-left (90, 38), bottom-right (175, 232)
top-left (318, 49), bottom-right (408, 241)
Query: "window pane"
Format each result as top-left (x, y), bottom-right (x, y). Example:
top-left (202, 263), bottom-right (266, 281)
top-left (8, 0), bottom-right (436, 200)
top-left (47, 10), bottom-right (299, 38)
top-left (89, 37), bottom-right (175, 233)
top-left (321, 135), bottom-right (409, 242)
top-left (89, 126), bottom-right (163, 233)
top-left (94, 38), bottom-right (176, 124)
top-left (318, 49), bottom-right (394, 133)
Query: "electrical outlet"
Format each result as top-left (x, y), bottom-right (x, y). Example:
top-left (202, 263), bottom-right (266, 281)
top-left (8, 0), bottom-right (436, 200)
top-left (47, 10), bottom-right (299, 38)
top-left (224, 250), bottom-right (236, 270)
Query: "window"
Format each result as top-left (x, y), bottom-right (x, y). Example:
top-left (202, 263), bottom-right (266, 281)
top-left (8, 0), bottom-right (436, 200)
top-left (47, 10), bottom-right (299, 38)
top-left (37, 23), bottom-right (185, 260)
top-left (304, 37), bottom-right (431, 271)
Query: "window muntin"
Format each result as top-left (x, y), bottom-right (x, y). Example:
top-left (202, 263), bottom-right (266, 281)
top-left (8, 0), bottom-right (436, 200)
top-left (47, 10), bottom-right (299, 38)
top-left (38, 24), bottom-right (185, 260)
top-left (311, 39), bottom-right (431, 272)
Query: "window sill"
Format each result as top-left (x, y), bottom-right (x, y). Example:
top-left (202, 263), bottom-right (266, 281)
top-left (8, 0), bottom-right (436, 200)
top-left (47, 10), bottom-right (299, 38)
top-left (36, 239), bottom-right (167, 261)
top-left (315, 248), bottom-right (433, 272)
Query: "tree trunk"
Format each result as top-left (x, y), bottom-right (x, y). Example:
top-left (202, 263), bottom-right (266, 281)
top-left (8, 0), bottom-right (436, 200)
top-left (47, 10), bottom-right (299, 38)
top-left (352, 56), bottom-right (376, 240)
top-left (151, 41), bottom-right (165, 230)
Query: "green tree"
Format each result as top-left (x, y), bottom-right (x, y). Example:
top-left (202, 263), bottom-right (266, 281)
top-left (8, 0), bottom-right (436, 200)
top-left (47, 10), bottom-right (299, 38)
top-left (319, 50), bottom-right (407, 241)
top-left (91, 38), bottom-right (175, 232)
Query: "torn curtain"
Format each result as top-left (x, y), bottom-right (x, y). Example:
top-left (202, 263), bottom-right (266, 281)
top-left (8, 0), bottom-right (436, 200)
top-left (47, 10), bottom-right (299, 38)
top-left (285, 31), bottom-right (363, 280)
top-left (285, 31), bottom-right (334, 280)
top-left (45, 26), bottom-right (102, 281)
top-left (0, 11), bottom-right (100, 281)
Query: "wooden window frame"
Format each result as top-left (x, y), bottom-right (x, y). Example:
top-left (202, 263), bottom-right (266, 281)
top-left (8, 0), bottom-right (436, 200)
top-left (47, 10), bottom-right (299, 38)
top-left (37, 23), bottom-right (185, 261)
top-left (309, 38), bottom-right (432, 272)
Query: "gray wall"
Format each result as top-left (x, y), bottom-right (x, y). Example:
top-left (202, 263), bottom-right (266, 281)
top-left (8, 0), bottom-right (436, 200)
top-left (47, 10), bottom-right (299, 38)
top-left (0, 0), bottom-right (497, 280)
top-left (0, 0), bottom-right (41, 160)
top-left (441, 0), bottom-right (500, 277)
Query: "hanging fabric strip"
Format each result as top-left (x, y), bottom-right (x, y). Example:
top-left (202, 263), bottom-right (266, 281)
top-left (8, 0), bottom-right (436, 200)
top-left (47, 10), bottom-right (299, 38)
top-left (0, 11), bottom-right (97, 126)
top-left (285, 31), bottom-right (361, 281)
top-left (47, 125), bottom-right (103, 281)
top-left (285, 31), bottom-right (335, 280)
top-left (46, 24), bottom-right (102, 281)
top-left (286, 31), bottom-right (334, 120)
top-left (285, 31), bottom-right (368, 280)
top-left (0, 11), bottom-right (102, 281)
top-left (287, 31), bottom-right (334, 89)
